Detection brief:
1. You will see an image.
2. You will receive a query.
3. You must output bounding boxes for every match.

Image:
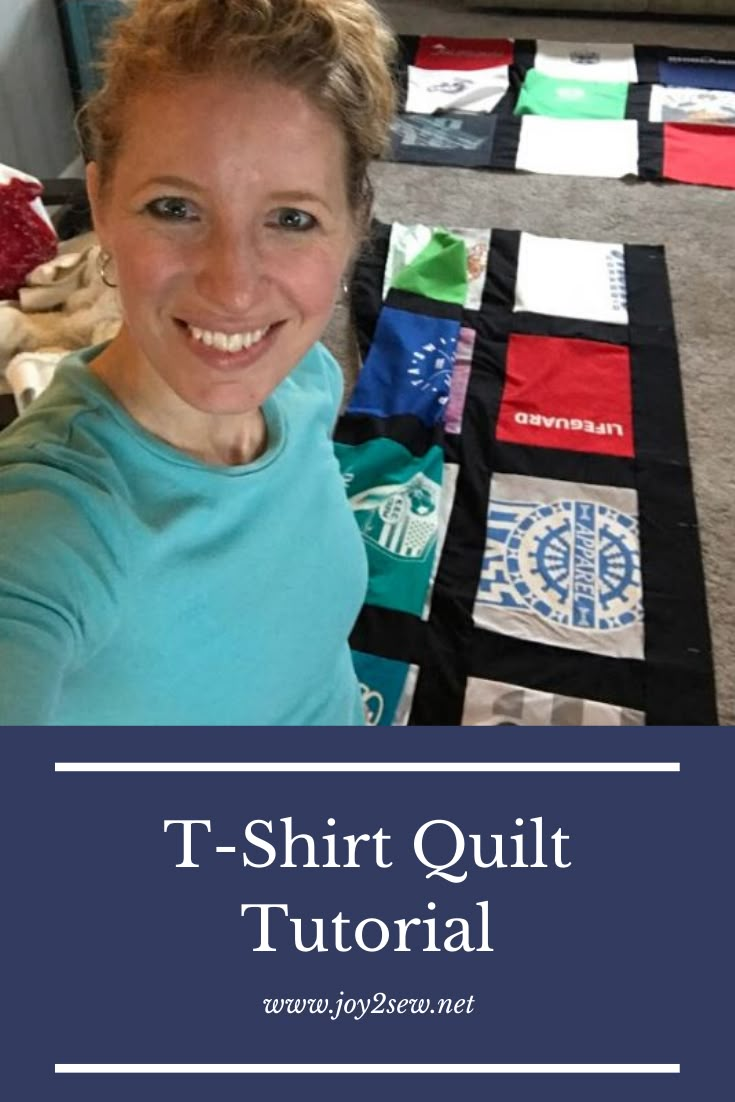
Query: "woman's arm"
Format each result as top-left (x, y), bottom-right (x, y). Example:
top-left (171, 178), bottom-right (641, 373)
top-left (0, 593), bottom-right (75, 724)
top-left (0, 477), bottom-right (124, 726)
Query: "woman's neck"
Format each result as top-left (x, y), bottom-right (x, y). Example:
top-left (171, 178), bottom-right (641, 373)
top-left (90, 330), bottom-right (268, 466)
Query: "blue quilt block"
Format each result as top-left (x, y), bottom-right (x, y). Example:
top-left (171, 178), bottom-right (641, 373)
top-left (347, 306), bottom-right (461, 426)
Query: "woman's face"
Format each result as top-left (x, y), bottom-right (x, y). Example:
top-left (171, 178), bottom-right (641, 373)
top-left (87, 76), bottom-right (356, 415)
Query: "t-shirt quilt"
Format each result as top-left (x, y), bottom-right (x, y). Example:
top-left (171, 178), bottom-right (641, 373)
top-left (335, 220), bottom-right (717, 726)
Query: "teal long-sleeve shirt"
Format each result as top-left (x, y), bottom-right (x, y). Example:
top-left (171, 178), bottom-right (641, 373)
top-left (0, 343), bottom-right (367, 726)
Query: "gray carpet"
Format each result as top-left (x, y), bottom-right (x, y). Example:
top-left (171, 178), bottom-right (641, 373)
top-left (324, 0), bottom-right (735, 724)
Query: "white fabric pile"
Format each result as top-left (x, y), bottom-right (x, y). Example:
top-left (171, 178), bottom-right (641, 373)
top-left (0, 231), bottom-right (122, 413)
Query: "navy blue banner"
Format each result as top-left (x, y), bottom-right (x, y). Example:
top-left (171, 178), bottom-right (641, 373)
top-left (3, 729), bottom-right (730, 1101)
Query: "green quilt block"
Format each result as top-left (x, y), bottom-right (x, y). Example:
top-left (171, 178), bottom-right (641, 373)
top-left (514, 68), bottom-right (629, 121)
top-left (390, 229), bottom-right (469, 305)
top-left (335, 438), bottom-right (444, 617)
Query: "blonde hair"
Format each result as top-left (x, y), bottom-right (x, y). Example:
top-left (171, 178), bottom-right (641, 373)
top-left (81, 0), bottom-right (397, 223)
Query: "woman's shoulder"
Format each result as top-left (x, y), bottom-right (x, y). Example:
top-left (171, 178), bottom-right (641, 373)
top-left (0, 426), bottom-right (129, 667)
top-left (0, 351), bottom-right (132, 497)
top-left (0, 442), bottom-right (130, 582)
top-left (0, 355), bottom-right (132, 572)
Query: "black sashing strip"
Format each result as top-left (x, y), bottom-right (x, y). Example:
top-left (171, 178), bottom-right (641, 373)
top-left (634, 45), bottom-right (661, 85)
top-left (334, 413), bottom-right (443, 459)
top-left (397, 34), bottom-right (419, 67)
top-left (483, 228), bottom-right (520, 309)
top-left (349, 221), bottom-right (391, 361)
top-left (625, 244), bottom-right (717, 723)
top-left (493, 84), bottom-right (520, 118)
top-left (507, 61), bottom-right (527, 104)
top-left (509, 312), bottom-right (631, 346)
top-left (468, 630), bottom-right (646, 714)
top-left (395, 35), bottom-right (418, 111)
top-left (492, 442), bottom-right (636, 491)
top-left (349, 606), bottom-right (470, 725)
top-left (626, 83), bottom-right (653, 123)
top-left (490, 117), bottom-right (521, 171)
top-left (383, 288), bottom-right (464, 324)
top-left (637, 122), bottom-right (664, 181)
top-left (512, 39), bottom-right (537, 76)
top-left (625, 245), bottom-right (689, 465)
top-left (350, 605), bottom-right (427, 669)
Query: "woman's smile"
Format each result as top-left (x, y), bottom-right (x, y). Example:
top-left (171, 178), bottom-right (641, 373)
top-left (173, 316), bottom-right (284, 374)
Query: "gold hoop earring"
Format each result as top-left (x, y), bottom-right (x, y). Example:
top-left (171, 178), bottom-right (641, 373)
top-left (97, 249), bottom-right (118, 289)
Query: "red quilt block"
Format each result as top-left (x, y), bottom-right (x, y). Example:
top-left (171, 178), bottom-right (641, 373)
top-left (496, 333), bottom-right (634, 458)
top-left (414, 36), bottom-right (513, 71)
top-left (662, 124), bottom-right (735, 188)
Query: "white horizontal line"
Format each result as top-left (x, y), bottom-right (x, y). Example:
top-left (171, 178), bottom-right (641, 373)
top-left (54, 762), bottom-right (680, 773)
top-left (55, 1063), bottom-right (680, 1074)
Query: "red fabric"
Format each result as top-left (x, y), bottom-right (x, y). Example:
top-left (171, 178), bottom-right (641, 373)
top-left (496, 333), bottom-right (634, 458)
top-left (663, 124), bottom-right (735, 188)
top-left (414, 36), bottom-right (513, 71)
top-left (0, 176), bottom-right (57, 299)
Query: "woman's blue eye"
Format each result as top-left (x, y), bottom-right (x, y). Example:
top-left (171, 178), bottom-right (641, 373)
top-left (275, 208), bottom-right (317, 231)
top-left (146, 197), bottom-right (197, 221)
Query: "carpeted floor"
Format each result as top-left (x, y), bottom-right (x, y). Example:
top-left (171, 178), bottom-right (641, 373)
top-left (324, 0), bottom-right (735, 725)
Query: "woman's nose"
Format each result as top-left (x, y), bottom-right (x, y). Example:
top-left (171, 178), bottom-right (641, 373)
top-left (193, 232), bottom-right (266, 316)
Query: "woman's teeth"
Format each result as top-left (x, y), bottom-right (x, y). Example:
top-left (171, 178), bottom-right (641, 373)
top-left (187, 324), bottom-right (269, 353)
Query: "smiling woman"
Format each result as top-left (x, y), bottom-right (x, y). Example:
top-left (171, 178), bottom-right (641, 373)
top-left (0, 0), bottom-right (397, 726)
top-left (85, 76), bottom-right (357, 454)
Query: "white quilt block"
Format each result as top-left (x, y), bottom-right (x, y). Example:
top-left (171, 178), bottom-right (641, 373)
top-left (516, 117), bottom-right (639, 178)
top-left (514, 232), bottom-right (628, 325)
top-left (533, 41), bottom-right (638, 83)
top-left (405, 65), bottom-right (509, 115)
top-left (383, 223), bottom-right (434, 299)
top-left (649, 84), bottom-right (735, 125)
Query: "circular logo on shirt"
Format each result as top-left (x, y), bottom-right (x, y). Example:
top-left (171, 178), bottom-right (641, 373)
top-left (505, 499), bottom-right (642, 632)
top-left (407, 334), bottom-right (457, 401)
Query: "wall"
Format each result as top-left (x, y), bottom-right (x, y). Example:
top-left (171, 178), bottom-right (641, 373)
top-left (0, 0), bottom-right (78, 177)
